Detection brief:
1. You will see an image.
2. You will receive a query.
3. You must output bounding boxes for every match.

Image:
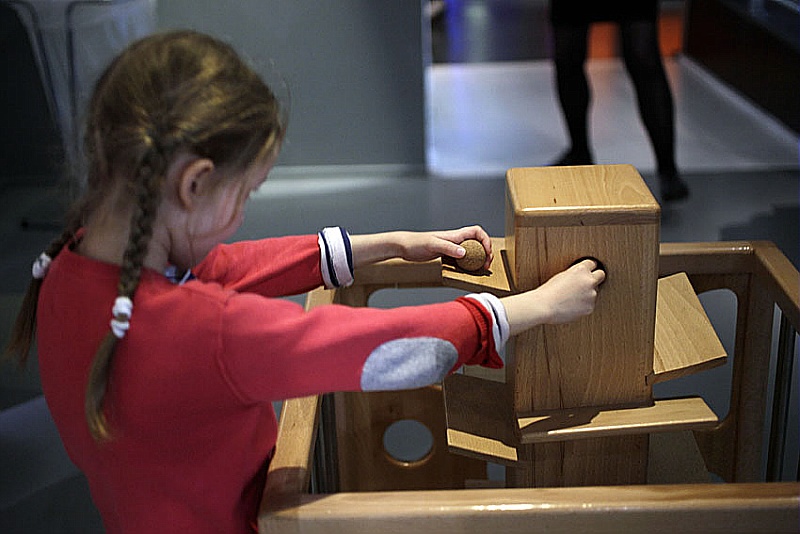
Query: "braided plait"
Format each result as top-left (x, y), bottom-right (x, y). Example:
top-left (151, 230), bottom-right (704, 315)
top-left (119, 134), bottom-right (170, 297)
top-left (3, 201), bottom-right (88, 366)
top-left (85, 138), bottom-right (171, 440)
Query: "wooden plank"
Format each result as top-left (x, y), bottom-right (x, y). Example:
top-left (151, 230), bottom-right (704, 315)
top-left (444, 375), bottom-right (717, 460)
top-left (442, 374), bottom-right (519, 465)
top-left (259, 395), bottom-right (320, 502)
top-left (650, 272), bottom-right (728, 384)
top-left (658, 241), bottom-right (756, 277)
top-left (260, 483), bottom-right (800, 534)
top-left (446, 428), bottom-right (518, 466)
top-left (517, 397), bottom-right (718, 444)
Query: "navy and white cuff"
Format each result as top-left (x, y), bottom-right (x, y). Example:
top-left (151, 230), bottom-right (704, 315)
top-left (318, 227), bottom-right (355, 289)
top-left (464, 292), bottom-right (510, 351)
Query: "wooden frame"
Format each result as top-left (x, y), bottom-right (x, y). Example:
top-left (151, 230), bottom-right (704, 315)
top-left (259, 241), bottom-right (800, 533)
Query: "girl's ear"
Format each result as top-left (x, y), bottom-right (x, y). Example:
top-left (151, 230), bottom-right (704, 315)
top-left (176, 158), bottom-right (215, 211)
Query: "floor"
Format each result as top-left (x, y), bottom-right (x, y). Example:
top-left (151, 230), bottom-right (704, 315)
top-left (1, 1), bottom-right (799, 531)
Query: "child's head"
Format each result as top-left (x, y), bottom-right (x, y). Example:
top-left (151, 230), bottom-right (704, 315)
top-left (84, 29), bottom-right (284, 227)
top-left (5, 30), bottom-right (285, 439)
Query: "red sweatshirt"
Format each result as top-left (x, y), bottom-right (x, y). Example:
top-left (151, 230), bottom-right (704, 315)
top-left (36, 233), bottom-right (504, 533)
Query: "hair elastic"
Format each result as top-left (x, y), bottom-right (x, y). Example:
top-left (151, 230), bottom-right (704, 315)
top-left (110, 296), bottom-right (134, 339)
top-left (32, 253), bottom-right (52, 279)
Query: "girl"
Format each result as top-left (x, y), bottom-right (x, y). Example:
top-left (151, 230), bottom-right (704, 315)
top-left (5, 31), bottom-right (604, 533)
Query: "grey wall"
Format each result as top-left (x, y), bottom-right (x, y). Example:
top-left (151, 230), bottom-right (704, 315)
top-left (157, 1), bottom-right (428, 170)
top-left (0, 4), bottom-right (63, 185)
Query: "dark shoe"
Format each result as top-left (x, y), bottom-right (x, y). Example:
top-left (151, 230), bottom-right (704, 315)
top-left (552, 150), bottom-right (594, 166)
top-left (660, 174), bottom-right (689, 202)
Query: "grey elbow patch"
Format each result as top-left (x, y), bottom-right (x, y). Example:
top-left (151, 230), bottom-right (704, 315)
top-left (360, 337), bottom-right (459, 391)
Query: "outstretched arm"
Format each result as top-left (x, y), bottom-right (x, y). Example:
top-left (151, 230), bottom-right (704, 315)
top-left (350, 228), bottom-right (605, 335)
top-left (349, 225), bottom-right (493, 271)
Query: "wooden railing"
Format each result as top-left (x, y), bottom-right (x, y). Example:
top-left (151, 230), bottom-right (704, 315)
top-left (659, 241), bottom-right (799, 483)
top-left (258, 241), bottom-right (799, 533)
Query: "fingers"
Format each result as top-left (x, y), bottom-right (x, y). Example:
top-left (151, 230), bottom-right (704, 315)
top-left (460, 225), bottom-right (493, 268)
top-left (445, 240), bottom-right (469, 259)
top-left (593, 267), bottom-right (606, 285)
top-left (440, 226), bottom-right (493, 268)
top-left (573, 258), bottom-right (606, 286)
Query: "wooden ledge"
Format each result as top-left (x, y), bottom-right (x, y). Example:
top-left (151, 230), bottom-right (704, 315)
top-left (517, 397), bottom-right (718, 444)
top-left (260, 483), bottom-right (800, 534)
top-left (651, 272), bottom-right (728, 384)
top-left (353, 257), bottom-right (443, 287)
top-left (443, 374), bottom-right (718, 464)
top-left (442, 238), bottom-right (514, 296)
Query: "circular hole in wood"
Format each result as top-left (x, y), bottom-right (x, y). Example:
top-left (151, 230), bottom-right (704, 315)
top-left (382, 419), bottom-right (434, 466)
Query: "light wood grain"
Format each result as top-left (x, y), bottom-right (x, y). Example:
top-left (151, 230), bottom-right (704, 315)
top-left (258, 288), bottom-right (335, 511)
top-left (353, 257), bottom-right (443, 286)
top-left (517, 397), bottom-right (718, 444)
top-left (507, 224), bottom-right (659, 413)
top-left (503, 165), bottom-right (661, 487)
top-left (446, 428), bottom-right (519, 465)
top-left (261, 483), bottom-right (800, 534)
top-left (723, 274), bottom-right (775, 482)
top-left (334, 386), bottom-right (486, 492)
top-left (655, 241), bottom-right (799, 481)
top-left (442, 374), bottom-right (519, 465)
top-left (443, 374), bottom-right (717, 456)
top-left (259, 395), bottom-right (320, 496)
top-left (506, 165), bottom-right (660, 227)
top-left (651, 272), bottom-right (727, 383)
top-left (658, 241), bottom-right (756, 276)
top-left (753, 241), bottom-right (800, 328)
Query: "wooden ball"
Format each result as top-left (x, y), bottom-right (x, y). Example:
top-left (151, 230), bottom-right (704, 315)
top-left (456, 239), bottom-right (486, 272)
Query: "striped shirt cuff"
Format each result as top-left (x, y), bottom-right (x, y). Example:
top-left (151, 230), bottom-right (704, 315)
top-left (464, 292), bottom-right (510, 352)
top-left (318, 227), bottom-right (355, 289)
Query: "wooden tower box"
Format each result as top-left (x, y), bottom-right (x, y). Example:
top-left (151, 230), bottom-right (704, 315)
top-left (504, 164), bottom-right (660, 486)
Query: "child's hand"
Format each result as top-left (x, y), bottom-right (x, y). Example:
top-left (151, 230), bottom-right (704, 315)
top-left (396, 226), bottom-right (493, 269)
top-left (501, 259), bottom-right (606, 336)
top-left (530, 259), bottom-right (606, 324)
top-left (350, 226), bottom-right (493, 269)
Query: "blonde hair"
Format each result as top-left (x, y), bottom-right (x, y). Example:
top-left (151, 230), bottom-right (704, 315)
top-left (4, 30), bottom-right (285, 440)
